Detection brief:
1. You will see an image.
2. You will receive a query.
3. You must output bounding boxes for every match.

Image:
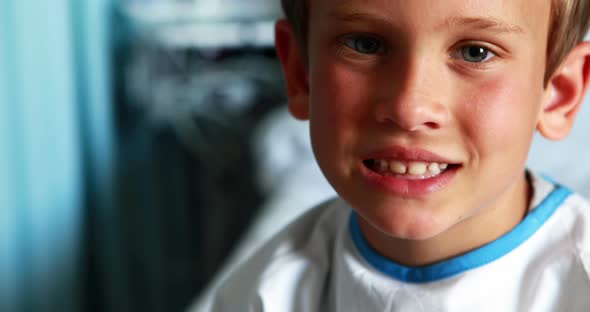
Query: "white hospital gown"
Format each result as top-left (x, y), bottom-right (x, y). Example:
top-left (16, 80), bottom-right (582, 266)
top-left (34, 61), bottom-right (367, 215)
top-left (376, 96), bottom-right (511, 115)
top-left (210, 173), bottom-right (590, 311)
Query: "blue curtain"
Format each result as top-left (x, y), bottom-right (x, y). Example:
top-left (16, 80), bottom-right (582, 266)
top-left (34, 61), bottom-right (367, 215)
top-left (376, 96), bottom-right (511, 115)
top-left (0, 0), bottom-right (117, 311)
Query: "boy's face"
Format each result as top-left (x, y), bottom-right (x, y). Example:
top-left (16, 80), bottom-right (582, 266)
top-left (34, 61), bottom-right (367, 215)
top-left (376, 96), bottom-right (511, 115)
top-left (295, 0), bottom-right (552, 241)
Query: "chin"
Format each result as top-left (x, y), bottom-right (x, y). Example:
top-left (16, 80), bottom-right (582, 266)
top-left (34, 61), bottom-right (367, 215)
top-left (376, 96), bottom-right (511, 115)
top-left (382, 223), bottom-right (448, 241)
top-left (368, 204), bottom-right (453, 241)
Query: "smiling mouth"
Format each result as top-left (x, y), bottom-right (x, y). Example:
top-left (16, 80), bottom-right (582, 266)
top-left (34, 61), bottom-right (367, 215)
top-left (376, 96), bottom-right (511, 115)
top-left (363, 159), bottom-right (461, 179)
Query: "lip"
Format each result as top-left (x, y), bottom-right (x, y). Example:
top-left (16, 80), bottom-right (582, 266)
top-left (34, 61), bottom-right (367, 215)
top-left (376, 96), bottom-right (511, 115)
top-left (360, 146), bottom-right (460, 197)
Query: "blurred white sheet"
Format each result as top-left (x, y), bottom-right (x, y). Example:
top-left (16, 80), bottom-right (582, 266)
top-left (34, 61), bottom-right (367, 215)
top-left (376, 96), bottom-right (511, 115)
top-left (187, 106), bottom-right (334, 312)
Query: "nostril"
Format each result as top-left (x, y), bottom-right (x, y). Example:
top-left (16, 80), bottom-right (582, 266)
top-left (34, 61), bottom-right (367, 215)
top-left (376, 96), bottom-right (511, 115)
top-left (375, 109), bottom-right (444, 132)
top-left (373, 94), bottom-right (451, 131)
top-left (424, 121), bottom-right (441, 129)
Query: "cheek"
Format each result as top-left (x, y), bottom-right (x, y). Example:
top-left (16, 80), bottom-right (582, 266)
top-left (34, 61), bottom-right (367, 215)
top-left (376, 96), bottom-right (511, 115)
top-left (460, 74), bottom-right (541, 153)
top-left (309, 64), bottom-right (369, 138)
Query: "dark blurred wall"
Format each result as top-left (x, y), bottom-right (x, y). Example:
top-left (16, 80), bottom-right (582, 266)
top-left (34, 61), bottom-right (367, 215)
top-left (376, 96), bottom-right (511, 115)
top-left (0, 0), bottom-right (286, 311)
top-left (94, 1), bottom-right (286, 311)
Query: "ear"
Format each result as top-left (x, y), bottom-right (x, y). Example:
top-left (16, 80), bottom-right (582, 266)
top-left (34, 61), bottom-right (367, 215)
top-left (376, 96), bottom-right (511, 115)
top-left (275, 19), bottom-right (310, 120)
top-left (537, 42), bottom-right (590, 140)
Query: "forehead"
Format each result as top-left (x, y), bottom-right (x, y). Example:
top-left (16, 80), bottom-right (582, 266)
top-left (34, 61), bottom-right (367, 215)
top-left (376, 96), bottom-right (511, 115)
top-left (310, 0), bottom-right (550, 37)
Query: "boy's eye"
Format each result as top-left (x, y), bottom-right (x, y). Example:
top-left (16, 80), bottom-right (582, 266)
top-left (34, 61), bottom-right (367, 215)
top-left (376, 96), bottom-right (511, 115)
top-left (343, 35), bottom-right (385, 54)
top-left (458, 45), bottom-right (495, 63)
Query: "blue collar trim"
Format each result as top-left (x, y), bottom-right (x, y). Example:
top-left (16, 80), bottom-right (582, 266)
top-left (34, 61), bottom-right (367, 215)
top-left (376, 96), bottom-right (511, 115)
top-left (349, 184), bottom-right (572, 283)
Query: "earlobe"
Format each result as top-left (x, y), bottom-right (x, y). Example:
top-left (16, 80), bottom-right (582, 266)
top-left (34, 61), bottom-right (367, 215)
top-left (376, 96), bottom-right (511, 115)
top-left (538, 42), bottom-right (590, 140)
top-left (275, 19), bottom-right (310, 120)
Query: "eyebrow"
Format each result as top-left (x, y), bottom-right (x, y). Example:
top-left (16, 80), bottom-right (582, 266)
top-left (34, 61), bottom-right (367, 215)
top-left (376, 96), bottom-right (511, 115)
top-left (439, 16), bottom-right (525, 35)
top-left (328, 9), bottom-right (390, 24)
top-left (328, 8), bottom-right (525, 36)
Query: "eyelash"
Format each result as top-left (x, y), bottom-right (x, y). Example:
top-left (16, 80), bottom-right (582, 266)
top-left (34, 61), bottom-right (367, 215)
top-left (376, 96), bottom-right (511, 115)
top-left (340, 34), bottom-right (499, 66)
top-left (450, 44), bottom-right (498, 66)
top-left (341, 34), bottom-right (387, 55)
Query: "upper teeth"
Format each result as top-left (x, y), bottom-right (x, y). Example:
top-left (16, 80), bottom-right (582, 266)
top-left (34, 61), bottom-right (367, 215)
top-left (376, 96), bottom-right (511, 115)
top-left (374, 159), bottom-right (449, 176)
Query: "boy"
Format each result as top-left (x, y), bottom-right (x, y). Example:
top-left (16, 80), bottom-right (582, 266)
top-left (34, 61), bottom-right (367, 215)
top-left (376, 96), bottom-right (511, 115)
top-left (210, 0), bottom-right (590, 310)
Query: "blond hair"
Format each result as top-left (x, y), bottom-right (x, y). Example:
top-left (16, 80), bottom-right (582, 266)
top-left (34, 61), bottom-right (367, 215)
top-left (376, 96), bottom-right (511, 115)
top-left (547, 0), bottom-right (590, 80)
top-left (280, 0), bottom-right (590, 82)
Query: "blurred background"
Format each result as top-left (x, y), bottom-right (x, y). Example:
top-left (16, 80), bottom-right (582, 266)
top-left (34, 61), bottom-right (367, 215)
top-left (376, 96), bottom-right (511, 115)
top-left (1, 1), bottom-right (590, 311)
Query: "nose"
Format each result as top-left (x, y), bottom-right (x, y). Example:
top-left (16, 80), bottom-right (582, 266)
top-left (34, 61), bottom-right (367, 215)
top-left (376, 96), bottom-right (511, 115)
top-left (373, 57), bottom-right (450, 132)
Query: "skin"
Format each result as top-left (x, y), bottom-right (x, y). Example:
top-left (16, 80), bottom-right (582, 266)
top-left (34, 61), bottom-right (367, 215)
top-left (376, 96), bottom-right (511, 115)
top-left (276, 0), bottom-right (590, 266)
